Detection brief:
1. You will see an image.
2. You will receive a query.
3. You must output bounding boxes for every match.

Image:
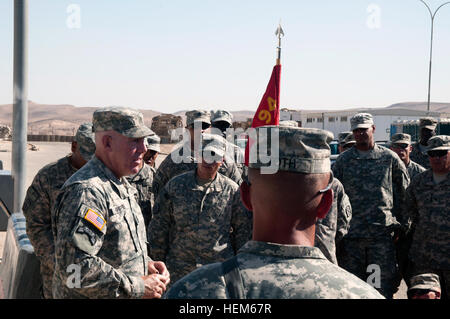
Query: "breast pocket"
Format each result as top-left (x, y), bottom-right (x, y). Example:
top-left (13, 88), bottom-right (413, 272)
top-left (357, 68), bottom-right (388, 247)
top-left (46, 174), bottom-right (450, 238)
top-left (108, 204), bottom-right (140, 253)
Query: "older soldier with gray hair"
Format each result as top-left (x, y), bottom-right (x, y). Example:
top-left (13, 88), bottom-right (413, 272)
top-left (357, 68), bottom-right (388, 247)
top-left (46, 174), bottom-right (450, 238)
top-left (23, 122), bottom-right (96, 299)
top-left (410, 117), bottom-right (438, 169)
top-left (333, 113), bottom-right (410, 298)
top-left (152, 110), bottom-right (242, 197)
top-left (406, 135), bottom-right (450, 299)
top-left (148, 133), bottom-right (252, 284)
top-left (165, 126), bottom-right (383, 299)
top-left (52, 107), bottom-right (170, 299)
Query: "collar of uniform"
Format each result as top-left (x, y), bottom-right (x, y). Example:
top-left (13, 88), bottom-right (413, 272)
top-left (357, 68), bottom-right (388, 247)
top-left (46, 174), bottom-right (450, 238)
top-left (126, 164), bottom-right (151, 183)
top-left (91, 156), bottom-right (134, 199)
top-left (420, 169), bottom-right (450, 187)
top-left (62, 155), bottom-right (78, 174)
top-left (188, 169), bottom-right (225, 192)
top-left (347, 143), bottom-right (385, 159)
top-left (238, 240), bottom-right (327, 260)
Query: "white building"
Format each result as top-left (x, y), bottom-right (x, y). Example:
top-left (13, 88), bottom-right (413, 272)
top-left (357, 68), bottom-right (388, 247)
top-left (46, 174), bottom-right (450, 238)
top-left (280, 107), bottom-right (448, 142)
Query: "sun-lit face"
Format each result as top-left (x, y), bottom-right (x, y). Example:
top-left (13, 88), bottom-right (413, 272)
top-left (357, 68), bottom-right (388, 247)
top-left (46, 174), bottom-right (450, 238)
top-left (390, 143), bottom-right (412, 164)
top-left (353, 126), bottom-right (375, 149)
top-left (109, 132), bottom-right (147, 177)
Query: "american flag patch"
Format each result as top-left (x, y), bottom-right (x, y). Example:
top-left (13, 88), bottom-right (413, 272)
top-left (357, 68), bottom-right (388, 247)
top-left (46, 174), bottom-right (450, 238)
top-left (84, 209), bottom-right (106, 231)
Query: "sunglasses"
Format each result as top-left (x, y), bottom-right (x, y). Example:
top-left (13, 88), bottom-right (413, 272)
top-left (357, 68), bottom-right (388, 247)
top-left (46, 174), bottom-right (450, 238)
top-left (427, 150), bottom-right (448, 158)
top-left (392, 143), bottom-right (409, 150)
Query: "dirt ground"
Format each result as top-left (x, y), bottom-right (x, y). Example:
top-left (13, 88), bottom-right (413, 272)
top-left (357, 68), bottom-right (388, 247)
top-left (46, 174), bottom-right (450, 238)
top-left (0, 140), bottom-right (408, 299)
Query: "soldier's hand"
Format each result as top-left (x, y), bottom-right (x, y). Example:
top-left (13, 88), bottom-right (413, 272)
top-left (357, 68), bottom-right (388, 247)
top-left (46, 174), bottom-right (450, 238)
top-left (148, 260), bottom-right (170, 286)
top-left (142, 274), bottom-right (168, 299)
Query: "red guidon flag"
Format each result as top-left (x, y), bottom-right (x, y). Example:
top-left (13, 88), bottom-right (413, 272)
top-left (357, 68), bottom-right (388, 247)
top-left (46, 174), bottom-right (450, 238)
top-left (244, 64), bottom-right (281, 166)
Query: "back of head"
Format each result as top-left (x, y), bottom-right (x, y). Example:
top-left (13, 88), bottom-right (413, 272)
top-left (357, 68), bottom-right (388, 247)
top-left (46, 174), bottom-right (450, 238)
top-left (74, 122), bottom-right (96, 161)
top-left (246, 126), bottom-right (333, 220)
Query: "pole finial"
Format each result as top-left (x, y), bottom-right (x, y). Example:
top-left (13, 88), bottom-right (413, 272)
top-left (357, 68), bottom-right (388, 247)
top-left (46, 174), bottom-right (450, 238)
top-left (275, 23), bottom-right (284, 65)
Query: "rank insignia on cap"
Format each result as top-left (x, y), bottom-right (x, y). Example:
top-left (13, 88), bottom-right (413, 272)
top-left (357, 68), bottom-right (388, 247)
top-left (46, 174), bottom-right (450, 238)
top-left (84, 209), bottom-right (106, 231)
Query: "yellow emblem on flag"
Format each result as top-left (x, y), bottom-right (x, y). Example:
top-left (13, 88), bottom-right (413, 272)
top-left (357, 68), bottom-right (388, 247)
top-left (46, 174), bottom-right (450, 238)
top-left (84, 209), bottom-right (106, 231)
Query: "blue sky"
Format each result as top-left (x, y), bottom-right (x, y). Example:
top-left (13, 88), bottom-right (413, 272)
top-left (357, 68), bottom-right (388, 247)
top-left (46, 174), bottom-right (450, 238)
top-left (0, 0), bottom-right (449, 113)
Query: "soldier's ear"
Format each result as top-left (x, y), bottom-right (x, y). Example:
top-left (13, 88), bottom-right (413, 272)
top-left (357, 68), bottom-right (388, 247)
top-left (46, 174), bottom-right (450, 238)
top-left (71, 141), bottom-right (77, 153)
top-left (240, 181), bottom-right (253, 211)
top-left (102, 134), bottom-right (113, 151)
top-left (316, 189), bottom-right (333, 220)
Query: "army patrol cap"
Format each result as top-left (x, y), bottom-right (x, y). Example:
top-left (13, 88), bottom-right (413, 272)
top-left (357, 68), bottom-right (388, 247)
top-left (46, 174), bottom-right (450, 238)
top-left (92, 107), bottom-right (153, 138)
top-left (279, 120), bottom-right (299, 128)
top-left (426, 135), bottom-right (450, 151)
top-left (186, 110), bottom-right (211, 127)
top-left (75, 122), bottom-right (96, 161)
top-left (343, 133), bottom-right (356, 147)
top-left (419, 117), bottom-right (438, 131)
top-left (201, 133), bottom-right (227, 161)
top-left (146, 134), bottom-right (161, 153)
top-left (409, 273), bottom-right (440, 292)
top-left (338, 131), bottom-right (352, 145)
top-left (350, 113), bottom-right (374, 131)
top-left (211, 110), bottom-right (233, 126)
top-left (391, 133), bottom-right (411, 145)
top-left (248, 126), bottom-right (334, 174)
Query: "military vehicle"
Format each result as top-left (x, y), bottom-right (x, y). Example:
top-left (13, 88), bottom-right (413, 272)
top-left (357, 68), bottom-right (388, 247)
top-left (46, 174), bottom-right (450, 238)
top-left (150, 114), bottom-right (183, 143)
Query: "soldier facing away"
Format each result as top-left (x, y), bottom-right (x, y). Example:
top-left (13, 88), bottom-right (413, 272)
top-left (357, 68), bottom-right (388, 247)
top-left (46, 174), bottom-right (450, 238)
top-left (52, 107), bottom-right (170, 299)
top-left (22, 122), bottom-right (96, 299)
top-left (165, 126), bottom-right (383, 299)
top-left (405, 135), bottom-right (450, 299)
top-left (148, 133), bottom-right (252, 285)
top-left (332, 113), bottom-right (410, 298)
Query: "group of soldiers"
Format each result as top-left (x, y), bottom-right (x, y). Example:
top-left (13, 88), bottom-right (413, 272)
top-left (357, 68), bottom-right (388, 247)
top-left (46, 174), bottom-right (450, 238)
top-left (21, 106), bottom-right (448, 299)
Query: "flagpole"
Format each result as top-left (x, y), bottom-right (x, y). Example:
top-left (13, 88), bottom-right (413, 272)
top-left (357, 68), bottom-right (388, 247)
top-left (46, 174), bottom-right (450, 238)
top-left (275, 24), bottom-right (284, 66)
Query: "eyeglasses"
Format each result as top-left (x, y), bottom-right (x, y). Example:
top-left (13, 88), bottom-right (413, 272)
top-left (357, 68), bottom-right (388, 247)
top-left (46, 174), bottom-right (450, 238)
top-left (427, 150), bottom-right (448, 158)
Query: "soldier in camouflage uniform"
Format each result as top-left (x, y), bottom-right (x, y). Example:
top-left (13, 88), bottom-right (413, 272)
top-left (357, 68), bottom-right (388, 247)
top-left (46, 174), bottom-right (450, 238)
top-left (211, 109), bottom-right (245, 173)
top-left (405, 135), bottom-right (450, 299)
top-left (391, 133), bottom-right (426, 180)
top-left (389, 132), bottom-right (426, 290)
top-left (338, 131), bottom-right (352, 153)
top-left (152, 110), bottom-right (242, 197)
top-left (22, 123), bottom-right (96, 299)
top-left (166, 126), bottom-right (383, 299)
top-left (126, 133), bottom-right (160, 228)
top-left (52, 107), bottom-right (170, 299)
top-left (315, 176), bottom-right (352, 264)
top-left (333, 113), bottom-right (410, 298)
top-left (342, 133), bottom-right (355, 152)
top-left (408, 273), bottom-right (441, 299)
top-left (148, 134), bottom-right (252, 284)
top-left (410, 117), bottom-right (438, 170)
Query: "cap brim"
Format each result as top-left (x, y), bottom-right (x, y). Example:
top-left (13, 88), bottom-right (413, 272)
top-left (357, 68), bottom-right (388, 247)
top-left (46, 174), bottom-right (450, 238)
top-left (428, 146), bottom-right (450, 151)
top-left (147, 145), bottom-right (161, 152)
top-left (351, 123), bottom-right (373, 130)
top-left (121, 126), bottom-right (154, 138)
top-left (422, 125), bottom-right (437, 130)
top-left (392, 141), bottom-right (411, 145)
top-left (212, 117), bottom-right (232, 125)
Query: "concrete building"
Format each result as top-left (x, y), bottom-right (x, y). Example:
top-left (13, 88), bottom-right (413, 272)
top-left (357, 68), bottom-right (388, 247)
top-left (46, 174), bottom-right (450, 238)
top-left (281, 107), bottom-right (450, 142)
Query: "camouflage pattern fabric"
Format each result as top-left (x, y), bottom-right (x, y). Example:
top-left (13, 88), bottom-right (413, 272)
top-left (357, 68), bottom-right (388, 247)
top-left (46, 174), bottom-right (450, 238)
top-left (148, 170), bottom-right (252, 284)
top-left (152, 142), bottom-right (242, 196)
top-left (52, 156), bottom-right (150, 299)
top-left (22, 156), bottom-right (78, 299)
top-left (315, 177), bottom-right (352, 264)
top-left (126, 164), bottom-right (155, 228)
top-left (332, 144), bottom-right (410, 237)
top-left (406, 160), bottom-right (426, 180)
top-left (406, 170), bottom-right (450, 283)
top-left (337, 236), bottom-right (398, 298)
top-left (165, 241), bottom-right (384, 299)
top-left (410, 142), bottom-right (431, 170)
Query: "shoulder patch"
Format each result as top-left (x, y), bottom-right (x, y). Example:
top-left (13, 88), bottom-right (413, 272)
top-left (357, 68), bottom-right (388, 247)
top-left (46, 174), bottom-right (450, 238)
top-left (84, 208), bottom-right (106, 231)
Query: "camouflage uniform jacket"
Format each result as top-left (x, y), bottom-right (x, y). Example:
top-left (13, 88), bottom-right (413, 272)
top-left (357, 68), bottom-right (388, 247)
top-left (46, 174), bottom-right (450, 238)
top-left (165, 241), bottom-right (384, 299)
top-left (52, 156), bottom-right (150, 299)
top-left (406, 170), bottom-right (450, 270)
top-left (126, 164), bottom-right (155, 228)
top-left (410, 142), bottom-right (431, 170)
top-left (315, 177), bottom-right (352, 264)
top-left (22, 155), bottom-right (77, 298)
top-left (148, 170), bottom-right (252, 284)
top-left (407, 160), bottom-right (426, 180)
top-left (332, 144), bottom-right (410, 238)
top-left (152, 142), bottom-right (242, 197)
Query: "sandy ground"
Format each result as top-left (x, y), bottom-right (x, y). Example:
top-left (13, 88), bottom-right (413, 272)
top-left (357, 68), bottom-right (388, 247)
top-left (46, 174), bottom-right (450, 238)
top-left (0, 140), bottom-right (408, 299)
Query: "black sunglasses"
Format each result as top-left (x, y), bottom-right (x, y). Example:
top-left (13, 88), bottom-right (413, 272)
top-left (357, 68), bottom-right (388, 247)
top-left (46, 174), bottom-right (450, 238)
top-left (427, 150), bottom-right (448, 158)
